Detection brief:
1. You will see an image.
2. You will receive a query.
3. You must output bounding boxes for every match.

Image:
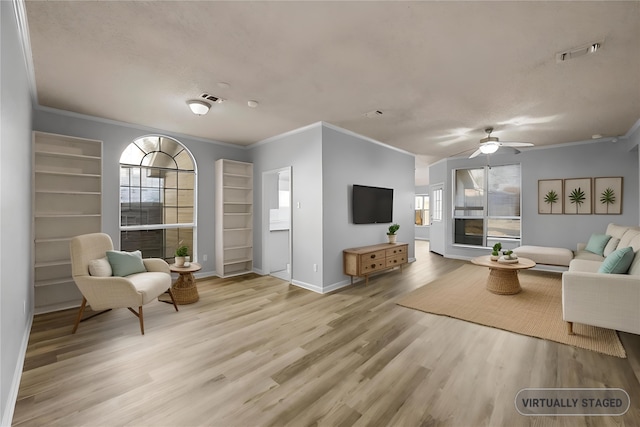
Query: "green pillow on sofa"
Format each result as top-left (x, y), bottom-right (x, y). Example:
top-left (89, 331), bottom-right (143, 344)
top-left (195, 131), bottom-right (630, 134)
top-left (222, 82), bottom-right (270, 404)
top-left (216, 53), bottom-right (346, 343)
top-left (598, 246), bottom-right (635, 274)
top-left (106, 250), bottom-right (147, 277)
top-left (585, 234), bottom-right (612, 256)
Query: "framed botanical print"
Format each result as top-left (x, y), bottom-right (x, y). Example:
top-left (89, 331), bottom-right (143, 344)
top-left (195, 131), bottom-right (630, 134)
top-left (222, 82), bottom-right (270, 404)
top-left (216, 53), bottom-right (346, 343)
top-left (564, 178), bottom-right (592, 215)
top-left (538, 179), bottom-right (563, 214)
top-left (594, 177), bottom-right (623, 214)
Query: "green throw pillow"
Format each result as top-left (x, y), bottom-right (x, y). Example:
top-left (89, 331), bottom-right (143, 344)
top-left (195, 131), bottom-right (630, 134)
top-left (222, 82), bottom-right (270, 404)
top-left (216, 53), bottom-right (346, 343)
top-left (598, 246), bottom-right (635, 274)
top-left (106, 250), bottom-right (147, 277)
top-left (585, 234), bottom-right (612, 256)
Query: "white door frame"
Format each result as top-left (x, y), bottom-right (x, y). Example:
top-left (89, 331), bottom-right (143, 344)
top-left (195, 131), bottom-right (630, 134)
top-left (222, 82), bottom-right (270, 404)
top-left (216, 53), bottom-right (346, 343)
top-left (430, 182), bottom-right (445, 255)
top-left (261, 166), bottom-right (292, 281)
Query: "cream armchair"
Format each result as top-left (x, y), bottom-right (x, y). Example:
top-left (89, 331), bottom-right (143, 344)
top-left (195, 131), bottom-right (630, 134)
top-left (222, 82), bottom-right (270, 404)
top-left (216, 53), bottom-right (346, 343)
top-left (70, 233), bottom-right (178, 335)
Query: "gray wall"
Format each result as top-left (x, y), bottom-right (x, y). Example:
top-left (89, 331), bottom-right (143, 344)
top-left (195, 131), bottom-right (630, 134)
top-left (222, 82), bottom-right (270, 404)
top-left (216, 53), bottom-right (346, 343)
top-left (1, 1), bottom-right (34, 423)
top-left (430, 137), bottom-right (640, 259)
top-left (321, 124), bottom-right (415, 291)
top-left (415, 184), bottom-right (430, 240)
top-left (249, 124), bottom-right (324, 290)
top-left (33, 108), bottom-right (248, 276)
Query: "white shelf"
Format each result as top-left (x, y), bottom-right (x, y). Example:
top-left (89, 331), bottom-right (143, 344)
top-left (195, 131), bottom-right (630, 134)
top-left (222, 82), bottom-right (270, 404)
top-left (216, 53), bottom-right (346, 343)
top-left (33, 131), bottom-right (102, 313)
top-left (216, 159), bottom-right (253, 278)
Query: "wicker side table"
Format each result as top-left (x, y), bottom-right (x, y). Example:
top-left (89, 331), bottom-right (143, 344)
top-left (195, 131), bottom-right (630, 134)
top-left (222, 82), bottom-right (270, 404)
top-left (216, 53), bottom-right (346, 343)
top-left (170, 262), bottom-right (202, 304)
top-left (470, 255), bottom-right (536, 295)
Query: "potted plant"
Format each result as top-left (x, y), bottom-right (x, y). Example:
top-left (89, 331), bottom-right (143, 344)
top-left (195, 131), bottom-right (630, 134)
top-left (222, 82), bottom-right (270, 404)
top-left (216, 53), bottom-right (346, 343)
top-left (491, 243), bottom-right (502, 261)
top-left (387, 223), bottom-right (400, 243)
top-left (175, 245), bottom-right (189, 267)
top-left (500, 249), bottom-right (518, 263)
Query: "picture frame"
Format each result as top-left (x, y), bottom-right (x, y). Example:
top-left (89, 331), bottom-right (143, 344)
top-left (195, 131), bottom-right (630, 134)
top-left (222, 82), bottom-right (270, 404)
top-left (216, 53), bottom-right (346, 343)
top-left (538, 179), bottom-right (563, 214)
top-left (564, 178), bottom-right (592, 215)
top-left (594, 177), bottom-right (623, 214)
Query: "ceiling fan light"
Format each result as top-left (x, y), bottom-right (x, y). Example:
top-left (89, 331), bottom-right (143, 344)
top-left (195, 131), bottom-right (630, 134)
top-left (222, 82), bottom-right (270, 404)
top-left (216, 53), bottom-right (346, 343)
top-left (479, 142), bottom-right (500, 154)
top-left (187, 100), bottom-right (211, 115)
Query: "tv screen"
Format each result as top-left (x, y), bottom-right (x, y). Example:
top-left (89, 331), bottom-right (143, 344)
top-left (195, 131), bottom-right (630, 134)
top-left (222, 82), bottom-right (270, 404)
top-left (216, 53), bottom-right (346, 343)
top-left (352, 185), bottom-right (394, 224)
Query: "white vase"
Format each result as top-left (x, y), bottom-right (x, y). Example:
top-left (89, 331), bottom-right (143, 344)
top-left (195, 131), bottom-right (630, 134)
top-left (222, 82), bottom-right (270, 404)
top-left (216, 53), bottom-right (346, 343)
top-left (490, 255), bottom-right (500, 261)
top-left (184, 256), bottom-right (190, 267)
top-left (388, 234), bottom-right (397, 244)
top-left (175, 256), bottom-right (185, 267)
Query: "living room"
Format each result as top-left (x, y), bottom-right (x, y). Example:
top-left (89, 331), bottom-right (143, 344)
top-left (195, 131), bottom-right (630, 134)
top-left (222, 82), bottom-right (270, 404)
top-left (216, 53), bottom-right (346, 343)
top-left (3, 1), bottom-right (640, 425)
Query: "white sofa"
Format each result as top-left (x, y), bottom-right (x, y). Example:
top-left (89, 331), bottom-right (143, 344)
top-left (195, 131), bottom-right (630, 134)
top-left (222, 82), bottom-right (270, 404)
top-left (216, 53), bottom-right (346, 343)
top-left (562, 223), bottom-right (640, 335)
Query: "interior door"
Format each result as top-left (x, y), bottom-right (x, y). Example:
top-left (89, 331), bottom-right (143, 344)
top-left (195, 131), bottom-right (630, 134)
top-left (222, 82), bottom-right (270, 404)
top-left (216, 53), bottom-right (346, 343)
top-left (430, 183), bottom-right (445, 255)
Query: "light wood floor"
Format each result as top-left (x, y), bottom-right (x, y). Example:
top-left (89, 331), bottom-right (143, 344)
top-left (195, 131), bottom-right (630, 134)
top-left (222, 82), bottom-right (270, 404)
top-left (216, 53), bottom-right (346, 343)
top-left (13, 241), bottom-right (640, 426)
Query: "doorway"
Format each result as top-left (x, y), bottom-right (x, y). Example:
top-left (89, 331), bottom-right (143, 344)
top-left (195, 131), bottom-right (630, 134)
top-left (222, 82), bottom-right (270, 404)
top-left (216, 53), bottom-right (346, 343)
top-left (262, 167), bottom-right (292, 281)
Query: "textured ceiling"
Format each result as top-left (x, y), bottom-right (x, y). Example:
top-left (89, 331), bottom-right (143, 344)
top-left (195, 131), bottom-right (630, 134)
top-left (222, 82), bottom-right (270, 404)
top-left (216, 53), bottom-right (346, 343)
top-left (24, 1), bottom-right (640, 182)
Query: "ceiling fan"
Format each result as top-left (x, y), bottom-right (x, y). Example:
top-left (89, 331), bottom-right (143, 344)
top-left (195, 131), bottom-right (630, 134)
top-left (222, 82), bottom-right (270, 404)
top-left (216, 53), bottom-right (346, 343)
top-left (469, 127), bottom-right (534, 158)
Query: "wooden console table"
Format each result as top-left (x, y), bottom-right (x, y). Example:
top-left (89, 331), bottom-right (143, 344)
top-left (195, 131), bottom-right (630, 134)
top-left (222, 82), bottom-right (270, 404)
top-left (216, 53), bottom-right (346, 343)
top-left (343, 243), bottom-right (408, 285)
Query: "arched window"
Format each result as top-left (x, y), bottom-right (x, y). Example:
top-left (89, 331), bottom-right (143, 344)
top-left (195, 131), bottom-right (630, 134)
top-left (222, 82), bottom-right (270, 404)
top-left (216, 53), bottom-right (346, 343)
top-left (119, 135), bottom-right (196, 261)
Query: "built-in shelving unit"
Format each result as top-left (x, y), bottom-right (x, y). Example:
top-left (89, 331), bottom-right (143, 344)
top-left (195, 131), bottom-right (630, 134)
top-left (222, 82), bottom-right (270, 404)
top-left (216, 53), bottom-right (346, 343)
top-left (215, 159), bottom-right (253, 277)
top-left (33, 131), bottom-right (102, 314)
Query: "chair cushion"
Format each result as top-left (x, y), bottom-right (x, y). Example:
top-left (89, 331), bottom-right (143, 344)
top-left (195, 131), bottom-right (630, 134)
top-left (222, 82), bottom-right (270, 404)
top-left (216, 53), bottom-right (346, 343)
top-left (598, 246), bottom-right (635, 274)
top-left (127, 272), bottom-right (172, 305)
top-left (88, 257), bottom-right (112, 277)
top-left (106, 250), bottom-right (147, 277)
top-left (584, 234), bottom-right (612, 256)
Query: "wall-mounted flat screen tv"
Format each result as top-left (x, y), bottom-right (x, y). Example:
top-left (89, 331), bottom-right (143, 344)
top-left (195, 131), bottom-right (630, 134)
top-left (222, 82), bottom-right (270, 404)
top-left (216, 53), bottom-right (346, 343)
top-left (352, 184), bottom-right (394, 224)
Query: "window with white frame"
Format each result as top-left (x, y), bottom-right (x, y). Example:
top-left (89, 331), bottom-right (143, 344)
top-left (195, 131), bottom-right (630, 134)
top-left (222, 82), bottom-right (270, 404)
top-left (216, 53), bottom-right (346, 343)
top-left (119, 136), bottom-right (196, 261)
top-left (453, 164), bottom-right (521, 246)
top-left (415, 195), bottom-right (429, 226)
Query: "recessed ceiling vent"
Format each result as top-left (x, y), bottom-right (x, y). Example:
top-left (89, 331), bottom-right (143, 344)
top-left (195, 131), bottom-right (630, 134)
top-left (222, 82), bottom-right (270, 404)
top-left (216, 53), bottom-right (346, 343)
top-left (556, 41), bottom-right (603, 63)
top-left (200, 93), bottom-right (225, 103)
top-left (364, 109), bottom-right (383, 118)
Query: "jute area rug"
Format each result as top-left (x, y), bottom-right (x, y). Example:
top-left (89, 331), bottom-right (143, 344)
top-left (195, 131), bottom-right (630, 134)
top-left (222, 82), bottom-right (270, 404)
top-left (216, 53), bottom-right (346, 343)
top-left (397, 264), bottom-right (626, 358)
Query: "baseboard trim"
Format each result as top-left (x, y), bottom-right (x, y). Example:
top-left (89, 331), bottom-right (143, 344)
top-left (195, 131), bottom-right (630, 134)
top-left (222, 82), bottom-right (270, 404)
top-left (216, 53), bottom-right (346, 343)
top-left (2, 312), bottom-right (33, 427)
top-left (290, 279), bottom-right (322, 294)
top-left (322, 279), bottom-right (353, 294)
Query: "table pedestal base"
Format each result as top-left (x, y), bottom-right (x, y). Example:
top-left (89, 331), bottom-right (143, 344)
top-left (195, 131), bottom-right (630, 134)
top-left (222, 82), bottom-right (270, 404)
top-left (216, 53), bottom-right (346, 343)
top-left (486, 268), bottom-right (522, 295)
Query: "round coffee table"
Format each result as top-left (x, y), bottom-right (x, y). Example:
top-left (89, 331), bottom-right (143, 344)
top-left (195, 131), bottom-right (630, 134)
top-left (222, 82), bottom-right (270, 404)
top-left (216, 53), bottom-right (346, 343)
top-left (471, 255), bottom-right (536, 295)
top-left (169, 262), bottom-right (202, 304)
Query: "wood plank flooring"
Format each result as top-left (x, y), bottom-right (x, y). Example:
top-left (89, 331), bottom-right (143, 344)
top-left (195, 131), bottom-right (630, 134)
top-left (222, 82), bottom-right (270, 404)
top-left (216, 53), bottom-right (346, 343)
top-left (12, 241), bottom-right (640, 426)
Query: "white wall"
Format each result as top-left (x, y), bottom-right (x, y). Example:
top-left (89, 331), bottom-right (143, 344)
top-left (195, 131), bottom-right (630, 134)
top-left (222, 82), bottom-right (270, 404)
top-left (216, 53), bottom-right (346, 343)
top-left (249, 124), bottom-right (324, 291)
top-left (321, 124), bottom-right (415, 291)
top-left (430, 136), bottom-right (640, 259)
top-left (1, 1), bottom-right (34, 423)
top-left (33, 108), bottom-right (248, 277)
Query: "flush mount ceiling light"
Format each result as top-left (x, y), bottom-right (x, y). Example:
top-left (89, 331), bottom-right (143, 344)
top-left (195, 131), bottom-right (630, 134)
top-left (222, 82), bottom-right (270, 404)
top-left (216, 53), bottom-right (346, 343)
top-left (187, 100), bottom-right (211, 116)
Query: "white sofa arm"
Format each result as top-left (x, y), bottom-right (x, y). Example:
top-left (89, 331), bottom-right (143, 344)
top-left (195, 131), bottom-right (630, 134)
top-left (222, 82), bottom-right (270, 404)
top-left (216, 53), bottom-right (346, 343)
top-left (576, 242), bottom-right (587, 252)
top-left (562, 271), bottom-right (640, 334)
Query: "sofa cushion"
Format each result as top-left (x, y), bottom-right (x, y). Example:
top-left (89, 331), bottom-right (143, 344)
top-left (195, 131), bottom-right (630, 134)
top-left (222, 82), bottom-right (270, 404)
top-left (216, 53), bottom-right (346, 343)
top-left (627, 252), bottom-right (640, 276)
top-left (573, 251), bottom-right (605, 262)
top-left (106, 250), bottom-right (147, 277)
top-left (603, 237), bottom-right (620, 257)
top-left (618, 229), bottom-right (640, 250)
top-left (584, 234), bottom-right (611, 256)
top-left (568, 259), bottom-right (602, 273)
top-left (605, 223), bottom-right (632, 240)
top-left (598, 246), bottom-right (635, 274)
top-left (513, 245), bottom-right (573, 267)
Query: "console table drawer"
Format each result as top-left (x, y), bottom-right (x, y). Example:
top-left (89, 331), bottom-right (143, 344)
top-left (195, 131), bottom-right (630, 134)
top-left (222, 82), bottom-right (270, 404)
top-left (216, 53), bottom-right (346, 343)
top-left (359, 250), bottom-right (386, 265)
top-left (386, 254), bottom-right (407, 268)
top-left (361, 260), bottom-right (386, 273)
top-left (386, 246), bottom-right (406, 257)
